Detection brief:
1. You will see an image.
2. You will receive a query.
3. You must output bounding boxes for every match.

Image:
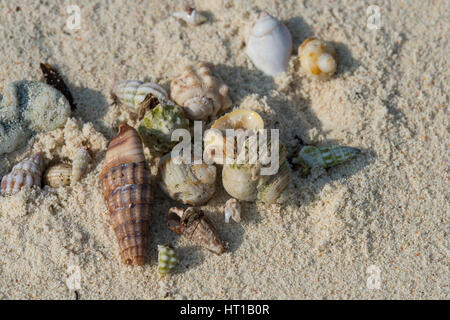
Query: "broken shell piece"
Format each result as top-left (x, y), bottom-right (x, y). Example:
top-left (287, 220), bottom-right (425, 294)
top-left (203, 109), bottom-right (264, 164)
top-left (1, 153), bottom-right (45, 195)
top-left (224, 198), bottom-right (241, 223)
top-left (173, 6), bottom-right (207, 25)
top-left (158, 154), bottom-right (217, 206)
top-left (112, 80), bottom-right (173, 117)
top-left (245, 12), bottom-right (292, 76)
top-left (72, 147), bottom-right (91, 183)
top-left (157, 245), bottom-right (178, 275)
top-left (44, 163), bottom-right (72, 188)
top-left (292, 145), bottom-right (360, 175)
top-left (137, 103), bottom-right (189, 154)
top-left (170, 62), bottom-right (232, 120)
top-left (167, 207), bottom-right (227, 255)
top-left (298, 38), bottom-right (337, 80)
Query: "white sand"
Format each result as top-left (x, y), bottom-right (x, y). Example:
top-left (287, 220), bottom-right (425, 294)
top-left (0, 0), bottom-right (448, 299)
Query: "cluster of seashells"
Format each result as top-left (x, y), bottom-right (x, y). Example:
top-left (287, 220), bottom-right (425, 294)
top-left (0, 9), bottom-right (362, 274)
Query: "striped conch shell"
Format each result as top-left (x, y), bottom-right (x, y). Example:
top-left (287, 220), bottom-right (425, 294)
top-left (291, 145), bottom-right (360, 175)
top-left (167, 207), bottom-right (227, 255)
top-left (298, 38), bottom-right (337, 80)
top-left (100, 124), bottom-right (153, 266)
top-left (1, 153), bottom-right (45, 195)
top-left (170, 62), bottom-right (232, 120)
top-left (112, 80), bottom-right (173, 119)
top-left (71, 147), bottom-right (91, 183)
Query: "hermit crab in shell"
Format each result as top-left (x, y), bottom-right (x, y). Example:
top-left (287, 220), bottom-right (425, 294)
top-left (170, 62), bottom-right (232, 121)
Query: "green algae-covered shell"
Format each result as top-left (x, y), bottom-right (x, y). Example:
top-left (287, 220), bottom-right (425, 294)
top-left (293, 145), bottom-right (360, 175)
top-left (138, 103), bottom-right (189, 154)
top-left (0, 80), bottom-right (71, 155)
top-left (157, 245), bottom-right (178, 275)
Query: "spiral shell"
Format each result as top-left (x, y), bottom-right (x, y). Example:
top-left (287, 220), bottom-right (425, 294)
top-left (173, 6), bottom-right (206, 25)
top-left (100, 124), bottom-right (152, 266)
top-left (1, 153), bottom-right (45, 195)
top-left (203, 109), bottom-right (264, 165)
top-left (170, 62), bottom-right (232, 120)
top-left (158, 154), bottom-right (216, 206)
top-left (44, 163), bottom-right (72, 187)
top-left (167, 207), bottom-right (227, 255)
top-left (224, 198), bottom-right (241, 223)
top-left (158, 245), bottom-right (178, 275)
top-left (298, 38), bottom-right (337, 80)
top-left (292, 145), bottom-right (360, 175)
top-left (112, 80), bottom-right (173, 116)
top-left (72, 147), bottom-right (91, 183)
top-left (245, 12), bottom-right (293, 76)
top-left (137, 103), bottom-right (189, 154)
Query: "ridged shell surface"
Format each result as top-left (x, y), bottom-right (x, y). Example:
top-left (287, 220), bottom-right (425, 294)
top-left (158, 154), bottom-right (216, 206)
top-left (100, 124), bottom-right (152, 266)
top-left (44, 163), bottom-right (72, 187)
top-left (170, 62), bottom-right (232, 120)
top-left (1, 153), bottom-right (45, 195)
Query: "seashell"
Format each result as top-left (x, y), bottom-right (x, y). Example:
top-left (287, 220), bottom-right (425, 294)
top-left (100, 124), bottom-right (153, 266)
top-left (291, 145), bottom-right (360, 175)
top-left (170, 62), bottom-right (232, 120)
top-left (224, 198), bottom-right (241, 223)
top-left (298, 38), bottom-right (337, 80)
top-left (158, 154), bottom-right (216, 206)
top-left (112, 80), bottom-right (173, 118)
top-left (203, 109), bottom-right (264, 165)
top-left (167, 207), bottom-right (227, 255)
top-left (40, 63), bottom-right (76, 111)
top-left (173, 6), bottom-right (207, 25)
top-left (44, 163), bottom-right (72, 188)
top-left (157, 245), bottom-right (178, 275)
top-left (222, 141), bottom-right (291, 204)
top-left (0, 81), bottom-right (70, 155)
top-left (71, 147), bottom-right (91, 183)
top-left (245, 12), bottom-right (293, 76)
top-left (137, 103), bottom-right (189, 154)
top-left (1, 153), bottom-right (45, 195)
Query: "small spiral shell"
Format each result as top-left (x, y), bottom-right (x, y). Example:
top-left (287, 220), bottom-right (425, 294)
top-left (1, 153), bottom-right (45, 195)
top-left (72, 147), bottom-right (91, 183)
top-left (299, 38), bottom-right (337, 80)
top-left (44, 163), bottom-right (72, 187)
top-left (173, 6), bottom-right (206, 25)
top-left (157, 245), bottom-right (178, 275)
top-left (224, 198), bottom-right (241, 223)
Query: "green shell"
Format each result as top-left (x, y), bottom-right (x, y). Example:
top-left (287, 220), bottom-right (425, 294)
top-left (138, 104), bottom-right (189, 154)
top-left (157, 245), bottom-right (178, 275)
top-left (292, 146), bottom-right (360, 174)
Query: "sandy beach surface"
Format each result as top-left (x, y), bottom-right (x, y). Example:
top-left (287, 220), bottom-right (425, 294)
top-left (0, 0), bottom-right (448, 299)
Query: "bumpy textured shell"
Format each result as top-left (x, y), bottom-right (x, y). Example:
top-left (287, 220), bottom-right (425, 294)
top-left (100, 124), bottom-right (152, 266)
top-left (44, 163), bottom-right (72, 187)
top-left (0, 81), bottom-right (71, 155)
top-left (299, 38), bottom-right (337, 80)
top-left (1, 153), bottom-right (45, 195)
top-left (158, 154), bottom-right (216, 206)
top-left (245, 12), bottom-right (293, 76)
top-left (224, 198), bottom-right (241, 223)
top-left (203, 109), bottom-right (264, 165)
top-left (137, 103), bottom-right (189, 154)
top-left (292, 145), bottom-right (360, 175)
top-left (167, 207), bottom-right (227, 255)
top-left (113, 80), bottom-right (172, 114)
top-left (157, 245), bottom-right (178, 275)
top-left (170, 62), bottom-right (232, 120)
top-left (72, 147), bottom-right (91, 183)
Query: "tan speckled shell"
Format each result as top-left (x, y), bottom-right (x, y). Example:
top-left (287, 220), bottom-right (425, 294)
top-left (170, 62), bottom-right (232, 120)
top-left (72, 147), bottom-right (91, 183)
top-left (298, 38), bottom-right (337, 80)
top-left (100, 124), bottom-right (152, 266)
top-left (44, 163), bottom-right (72, 187)
top-left (1, 153), bottom-right (45, 195)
